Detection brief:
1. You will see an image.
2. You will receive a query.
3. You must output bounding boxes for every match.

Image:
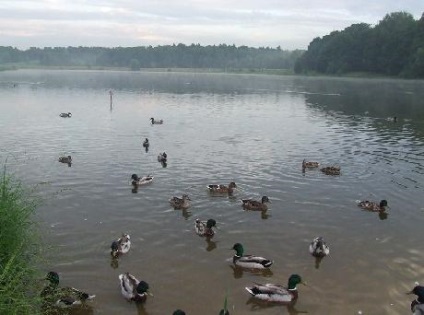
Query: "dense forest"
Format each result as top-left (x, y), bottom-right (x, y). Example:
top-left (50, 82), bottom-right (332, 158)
top-left (0, 44), bottom-right (302, 72)
top-left (1, 11), bottom-right (423, 78)
top-left (294, 11), bottom-right (424, 78)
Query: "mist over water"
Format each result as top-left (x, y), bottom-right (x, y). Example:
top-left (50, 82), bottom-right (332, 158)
top-left (1, 70), bottom-right (424, 315)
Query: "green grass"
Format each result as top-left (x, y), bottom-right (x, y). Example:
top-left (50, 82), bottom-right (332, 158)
top-left (0, 167), bottom-right (43, 315)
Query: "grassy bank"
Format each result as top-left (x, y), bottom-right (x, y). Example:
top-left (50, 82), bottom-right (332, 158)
top-left (0, 168), bottom-right (42, 314)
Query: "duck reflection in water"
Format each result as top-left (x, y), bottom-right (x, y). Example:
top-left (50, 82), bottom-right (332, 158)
top-left (181, 208), bottom-right (192, 220)
top-left (229, 264), bottom-right (273, 279)
top-left (69, 306), bottom-right (95, 315)
top-left (136, 302), bottom-right (151, 315)
top-left (110, 256), bottom-right (119, 269)
top-left (246, 298), bottom-right (307, 315)
top-left (206, 237), bottom-right (217, 252)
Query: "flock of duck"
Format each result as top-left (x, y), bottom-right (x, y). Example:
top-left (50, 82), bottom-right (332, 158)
top-left (53, 113), bottom-right (423, 315)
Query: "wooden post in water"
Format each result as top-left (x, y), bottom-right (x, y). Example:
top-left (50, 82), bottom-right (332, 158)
top-left (109, 90), bottom-right (113, 110)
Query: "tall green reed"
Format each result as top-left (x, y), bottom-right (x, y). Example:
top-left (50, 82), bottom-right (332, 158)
top-left (0, 167), bottom-right (43, 314)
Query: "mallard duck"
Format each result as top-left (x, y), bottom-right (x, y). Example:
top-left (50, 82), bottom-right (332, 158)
top-left (320, 166), bottom-right (341, 175)
top-left (241, 196), bottom-right (270, 211)
top-left (119, 272), bottom-right (150, 302)
top-left (358, 199), bottom-right (388, 212)
top-left (59, 112), bottom-right (72, 118)
top-left (42, 271), bottom-right (95, 308)
top-left (408, 284), bottom-right (424, 313)
top-left (231, 243), bottom-right (273, 269)
top-left (58, 155), bottom-right (72, 164)
top-left (195, 219), bottom-right (217, 237)
top-left (158, 152), bottom-right (167, 163)
top-left (150, 117), bottom-right (163, 124)
top-left (302, 159), bottom-right (320, 169)
top-left (245, 274), bottom-right (304, 303)
top-left (143, 138), bottom-right (149, 148)
top-left (111, 234), bottom-right (131, 258)
top-left (169, 194), bottom-right (191, 209)
top-left (131, 174), bottom-right (154, 186)
top-left (309, 237), bottom-right (330, 257)
top-left (207, 182), bottom-right (237, 194)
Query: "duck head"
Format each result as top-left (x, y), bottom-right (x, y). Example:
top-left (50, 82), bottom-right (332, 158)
top-left (206, 219), bottom-right (217, 229)
top-left (133, 280), bottom-right (150, 301)
top-left (379, 200), bottom-right (388, 208)
top-left (45, 271), bottom-right (60, 287)
top-left (173, 310), bottom-right (186, 315)
top-left (288, 274), bottom-right (304, 290)
top-left (111, 240), bottom-right (120, 257)
top-left (232, 243), bottom-right (244, 256)
top-left (229, 182), bottom-right (237, 188)
top-left (261, 196), bottom-right (270, 203)
top-left (131, 174), bottom-right (140, 181)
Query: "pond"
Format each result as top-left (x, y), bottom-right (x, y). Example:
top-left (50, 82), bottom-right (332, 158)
top-left (1, 69), bottom-right (424, 315)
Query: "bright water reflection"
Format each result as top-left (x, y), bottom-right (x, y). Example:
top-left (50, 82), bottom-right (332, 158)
top-left (1, 70), bottom-right (424, 315)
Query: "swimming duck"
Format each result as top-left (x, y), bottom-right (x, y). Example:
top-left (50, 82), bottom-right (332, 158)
top-left (408, 284), bottom-right (424, 314)
top-left (309, 237), bottom-right (330, 257)
top-left (320, 166), bottom-right (341, 175)
top-left (58, 155), bottom-right (72, 164)
top-left (207, 182), bottom-right (237, 194)
top-left (195, 219), bottom-right (217, 237)
top-left (111, 234), bottom-right (131, 258)
top-left (358, 199), bottom-right (388, 212)
top-left (131, 174), bottom-right (154, 186)
top-left (142, 138), bottom-right (149, 149)
top-left (118, 272), bottom-right (150, 303)
top-left (169, 194), bottom-right (191, 209)
top-left (231, 243), bottom-right (273, 269)
top-left (302, 159), bottom-right (320, 169)
top-left (241, 196), bottom-right (270, 211)
top-left (245, 274), bottom-right (304, 303)
top-left (150, 117), bottom-right (163, 124)
top-left (158, 152), bottom-right (167, 163)
top-left (59, 112), bottom-right (72, 118)
top-left (42, 271), bottom-right (95, 308)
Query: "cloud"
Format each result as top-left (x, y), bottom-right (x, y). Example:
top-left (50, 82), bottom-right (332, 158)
top-left (0, 0), bottom-right (422, 49)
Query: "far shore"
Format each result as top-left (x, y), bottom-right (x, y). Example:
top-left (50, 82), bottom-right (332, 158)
top-left (2, 64), bottom-right (421, 80)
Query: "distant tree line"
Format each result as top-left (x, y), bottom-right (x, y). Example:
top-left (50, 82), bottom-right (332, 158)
top-left (295, 11), bottom-right (424, 78)
top-left (0, 44), bottom-right (303, 71)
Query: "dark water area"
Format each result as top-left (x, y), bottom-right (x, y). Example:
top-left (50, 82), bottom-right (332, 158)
top-left (1, 69), bottom-right (424, 315)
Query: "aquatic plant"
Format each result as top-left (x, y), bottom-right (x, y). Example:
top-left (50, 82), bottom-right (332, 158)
top-left (0, 167), bottom-right (43, 314)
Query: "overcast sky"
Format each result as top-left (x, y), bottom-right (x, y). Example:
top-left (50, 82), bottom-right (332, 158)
top-left (0, 0), bottom-right (422, 50)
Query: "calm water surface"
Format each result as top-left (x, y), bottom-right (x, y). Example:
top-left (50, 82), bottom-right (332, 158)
top-left (1, 70), bottom-right (424, 315)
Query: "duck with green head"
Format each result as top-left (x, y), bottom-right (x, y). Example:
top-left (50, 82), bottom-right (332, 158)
top-left (41, 271), bottom-right (96, 308)
top-left (408, 284), bottom-right (424, 314)
top-left (245, 274), bottom-right (305, 303)
top-left (119, 272), bottom-right (151, 303)
top-left (195, 218), bottom-right (217, 237)
top-left (111, 233), bottom-right (131, 258)
top-left (231, 243), bottom-right (273, 269)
